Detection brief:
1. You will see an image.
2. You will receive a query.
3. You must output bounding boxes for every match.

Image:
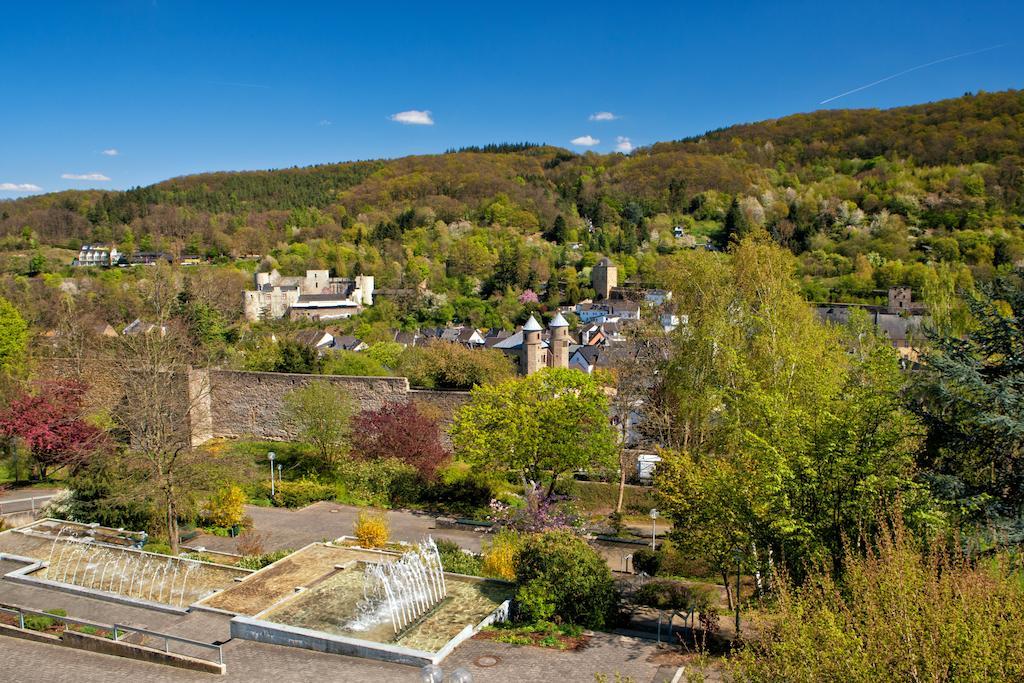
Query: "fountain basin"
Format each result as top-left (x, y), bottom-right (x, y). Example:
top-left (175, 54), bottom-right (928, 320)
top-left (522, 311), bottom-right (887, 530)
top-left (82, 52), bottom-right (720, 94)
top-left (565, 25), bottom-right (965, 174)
top-left (224, 542), bottom-right (513, 666)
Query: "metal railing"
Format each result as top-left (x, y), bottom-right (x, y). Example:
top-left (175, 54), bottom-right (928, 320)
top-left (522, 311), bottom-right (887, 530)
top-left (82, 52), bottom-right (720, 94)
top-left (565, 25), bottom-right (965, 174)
top-left (0, 603), bottom-right (223, 667)
top-left (0, 603), bottom-right (112, 635)
top-left (0, 495), bottom-right (55, 516)
top-left (113, 623), bottom-right (224, 666)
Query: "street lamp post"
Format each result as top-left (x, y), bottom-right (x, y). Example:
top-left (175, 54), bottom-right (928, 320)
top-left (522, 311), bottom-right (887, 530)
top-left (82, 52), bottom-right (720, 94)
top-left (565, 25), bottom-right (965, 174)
top-left (277, 462), bottom-right (283, 485)
top-left (268, 451), bottom-right (276, 497)
top-left (649, 508), bottom-right (659, 550)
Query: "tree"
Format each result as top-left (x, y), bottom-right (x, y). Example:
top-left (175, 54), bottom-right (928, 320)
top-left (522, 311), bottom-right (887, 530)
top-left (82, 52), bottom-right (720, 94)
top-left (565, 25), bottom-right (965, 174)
top-left (0, 379), bottom-right (107, 480)
top-left (718, 196), bottom-right (750, 248)
top-left (397, 342), bottom-right (515, 390)
top-left (913, 274), bottom-right (1024, 532)
top-left (451, 368), bottom-right (617, 494)
top-left (107, 322), bottom-right (246, 554)
top-left (0, 296), bottom-right (28, 375)
top-left (282, 380), bottom-right (356, 471)
top-left (321, 350), bottom-right (390, 377)
top-left (655, 238), bottom-right (925, 586)
top-left (603, 318), bottom-right (673, 513)
top-left (351, 401), bottom-right (450, 480)
top-left (544, 215), bottom-right (569, 244)
top-left (274, 340), bottom-right (322, 374)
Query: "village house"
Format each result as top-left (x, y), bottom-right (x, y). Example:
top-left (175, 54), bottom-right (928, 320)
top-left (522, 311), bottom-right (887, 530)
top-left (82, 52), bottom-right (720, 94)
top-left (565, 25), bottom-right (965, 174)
top-left (292, 328), bottom-right (335, 352)
top-left (72, 244), bottom-right (121, 267)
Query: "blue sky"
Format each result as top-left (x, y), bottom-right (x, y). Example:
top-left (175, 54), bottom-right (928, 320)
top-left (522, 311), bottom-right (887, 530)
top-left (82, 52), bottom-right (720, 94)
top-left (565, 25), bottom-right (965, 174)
top-left (2, 1), bottom-right (1022, 197)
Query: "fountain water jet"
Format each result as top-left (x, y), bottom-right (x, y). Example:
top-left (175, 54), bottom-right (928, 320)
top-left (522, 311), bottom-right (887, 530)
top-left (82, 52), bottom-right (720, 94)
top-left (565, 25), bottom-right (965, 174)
top-left (350, 538), bottom-right (448, 635)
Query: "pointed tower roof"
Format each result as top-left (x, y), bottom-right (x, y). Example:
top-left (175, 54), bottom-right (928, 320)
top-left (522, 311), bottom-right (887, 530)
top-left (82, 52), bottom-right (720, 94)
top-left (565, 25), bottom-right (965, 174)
top-left (549, 312), bottom-right (569, 328)
top-left (523, 315), bottom-right (543, 332)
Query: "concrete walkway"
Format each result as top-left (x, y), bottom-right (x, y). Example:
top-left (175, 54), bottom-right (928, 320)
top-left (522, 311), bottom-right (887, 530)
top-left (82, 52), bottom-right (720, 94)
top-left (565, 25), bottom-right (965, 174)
top-left (0, 488), bottom-right (63, 516)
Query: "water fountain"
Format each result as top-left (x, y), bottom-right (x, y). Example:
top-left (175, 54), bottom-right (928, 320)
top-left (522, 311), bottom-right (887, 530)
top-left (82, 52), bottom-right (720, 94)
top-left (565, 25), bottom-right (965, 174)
top-left (39, 538), bottom-right (222, 608)
top-left (349, 538), bottom-right (448, 635)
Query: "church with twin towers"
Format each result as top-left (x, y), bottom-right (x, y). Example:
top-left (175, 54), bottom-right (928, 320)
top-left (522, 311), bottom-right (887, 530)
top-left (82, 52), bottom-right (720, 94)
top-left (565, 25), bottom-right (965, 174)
top-left (518, 312), bottom-right (571, 375)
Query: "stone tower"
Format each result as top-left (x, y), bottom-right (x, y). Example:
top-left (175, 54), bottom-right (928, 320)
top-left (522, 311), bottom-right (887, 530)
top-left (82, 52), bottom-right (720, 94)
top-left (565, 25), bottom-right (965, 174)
top-left (548, 312), bottom-right (570, 369)
top-left (888, 286), bottom-right (912, 313)
top-left (592, 257), bottom-right (617, 300)
top-left (521, 315), bottom-right (543, 375)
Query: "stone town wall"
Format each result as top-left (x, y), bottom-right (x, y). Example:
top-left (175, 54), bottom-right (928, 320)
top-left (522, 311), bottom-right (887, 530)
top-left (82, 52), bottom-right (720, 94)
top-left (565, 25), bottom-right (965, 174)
top-left (207, 370), bottom-right (413, 441)
top-left (43, 360), bottom-right (470, 446)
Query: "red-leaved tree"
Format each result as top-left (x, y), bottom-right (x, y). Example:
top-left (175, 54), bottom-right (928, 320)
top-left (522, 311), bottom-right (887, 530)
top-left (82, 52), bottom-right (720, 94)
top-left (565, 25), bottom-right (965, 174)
top-left (0, 379), bottom-right (108, 480)
top-left (351, 401), bottom-right (450, 480)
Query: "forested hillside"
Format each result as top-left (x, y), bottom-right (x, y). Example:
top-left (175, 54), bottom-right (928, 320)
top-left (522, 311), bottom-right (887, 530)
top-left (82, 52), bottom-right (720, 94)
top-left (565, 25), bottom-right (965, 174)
top-left (2, 90), bottom-right (1023, 315)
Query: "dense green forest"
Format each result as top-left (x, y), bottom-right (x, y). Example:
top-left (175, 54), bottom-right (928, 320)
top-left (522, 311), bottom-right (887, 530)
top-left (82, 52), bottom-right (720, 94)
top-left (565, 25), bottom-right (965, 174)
top-left (2, 90), bottom-right (1023, 323)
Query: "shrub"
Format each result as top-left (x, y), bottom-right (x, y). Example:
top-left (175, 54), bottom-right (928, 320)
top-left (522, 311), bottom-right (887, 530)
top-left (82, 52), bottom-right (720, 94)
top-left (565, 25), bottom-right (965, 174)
top-left (730, 520), bottom-right (1024, 682)
top-left (334, 458), bottom-right (423, 508)
top-left (514, 531), bottom-right (616, 628)
top-left (321, 350), bottom-right (390, 377)
top-left (482, 530), bottom-right (522, 581)
top-left (656, 539), bottom-right (712, 579)
top-left (143, 541), bottom-right (173, 556)
top-left (237, 548), bottom-right (293, 570)
top-left (271, 478), bottom-right (334, 508)
top-left (281, 381), bottom-right (355, 471)
top-left (421, 462), bottom-right (498, 516)
top-left (398, 342), bottom-right (515, 389)
top-left (24, 609), bottom-right (66, 632)
top-left (205, 484), bottom-right (247, 527)
top-left (354, 512), bottom-right (389, 548)
top-left (436, 538), bottom-right (483, 576)
top-left (235, 529), bottom-right (269, 557)
top-left (632, 548), bottom-right (661, 576)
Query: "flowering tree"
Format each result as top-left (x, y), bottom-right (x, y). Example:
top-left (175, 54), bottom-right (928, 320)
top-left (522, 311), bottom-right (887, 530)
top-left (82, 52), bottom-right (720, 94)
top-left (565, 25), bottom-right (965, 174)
top-left (351, 401), bottom-right (450, 480)
top-left (0, 379), bottom-right (107, 480)
top-left (518, 289), bottom-right (540, 305)
top-left (488, 481), bottom-right (583, 533)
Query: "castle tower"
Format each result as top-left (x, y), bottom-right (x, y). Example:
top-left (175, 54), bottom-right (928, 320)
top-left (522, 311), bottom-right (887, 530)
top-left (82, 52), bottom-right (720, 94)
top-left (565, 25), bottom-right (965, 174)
top-left (888, 286), bottom-right (912, 314)
top-left (592, 257), bottom-right (617, 300)
top-left (548, 312), bottom-right (570, 369)
top-left (521, 315), bottom-right (543, 375)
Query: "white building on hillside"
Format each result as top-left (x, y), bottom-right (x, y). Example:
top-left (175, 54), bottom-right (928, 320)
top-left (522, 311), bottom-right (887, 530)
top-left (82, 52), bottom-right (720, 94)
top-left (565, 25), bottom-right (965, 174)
top-left (243, 269), bottom-right (374, 322)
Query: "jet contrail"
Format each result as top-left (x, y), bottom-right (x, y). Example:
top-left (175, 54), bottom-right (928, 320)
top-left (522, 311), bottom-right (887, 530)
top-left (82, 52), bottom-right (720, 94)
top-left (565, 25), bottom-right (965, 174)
top-left (820, 44), bottom-right (1006, 105)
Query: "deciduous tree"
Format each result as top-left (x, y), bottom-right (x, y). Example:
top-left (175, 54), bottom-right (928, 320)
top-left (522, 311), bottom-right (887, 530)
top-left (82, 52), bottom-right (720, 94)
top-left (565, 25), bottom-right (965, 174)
top-left (451, 368), bottom-right (616, 494)
top-left (0, 379), bottom-right (107, 480)
top-left (351, 401), bottom-right (449, 480)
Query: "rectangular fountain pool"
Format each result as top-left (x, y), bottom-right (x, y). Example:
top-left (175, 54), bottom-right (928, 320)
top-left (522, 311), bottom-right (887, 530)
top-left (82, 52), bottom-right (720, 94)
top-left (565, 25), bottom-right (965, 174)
top-left (260, 565), bottom-right (513, 652)
top-left (227, 540), bottom-right (513, 666)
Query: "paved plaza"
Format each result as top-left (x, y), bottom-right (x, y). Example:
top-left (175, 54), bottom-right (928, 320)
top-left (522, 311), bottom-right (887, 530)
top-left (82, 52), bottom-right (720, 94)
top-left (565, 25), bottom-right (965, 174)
top-left (191, 501), bottom-right (489, 554)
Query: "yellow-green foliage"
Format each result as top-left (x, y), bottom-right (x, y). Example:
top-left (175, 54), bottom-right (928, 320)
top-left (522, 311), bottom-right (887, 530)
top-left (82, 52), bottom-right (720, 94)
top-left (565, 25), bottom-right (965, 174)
top-left (354, 512), bottom-right (390, 548)
top-left (482, 530), bottom-right (522, 581)
top-left (205, 485), bottom-right (247, 527)
top-left (730, 521), bottom-right (1024, 682)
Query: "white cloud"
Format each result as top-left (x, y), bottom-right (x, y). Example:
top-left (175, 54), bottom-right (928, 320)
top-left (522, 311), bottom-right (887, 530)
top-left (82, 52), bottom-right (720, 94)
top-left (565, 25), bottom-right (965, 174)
top-left (570, 135), bottom-right (600, 147)
top-left (389, 110), bottom-right (434, 125)
top-left (0, 183), bottom-right (42, 192)
top-left (589, 111), bottom-right (618, 121)
top-left (318, 120), bottom-right (332, 126)
top-left (101, 148), bottom-right (119, 156)
top-left (62, 173), bottom-right (111, 181)
top-left (615, 136), bottom-right (634, 153)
